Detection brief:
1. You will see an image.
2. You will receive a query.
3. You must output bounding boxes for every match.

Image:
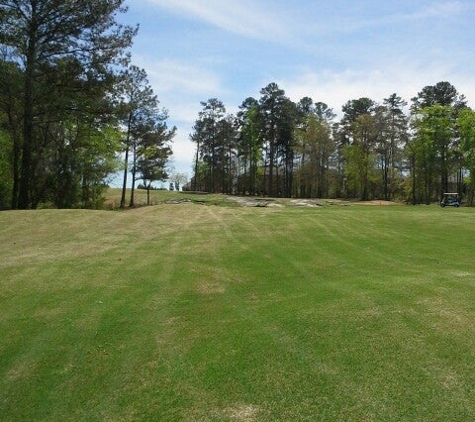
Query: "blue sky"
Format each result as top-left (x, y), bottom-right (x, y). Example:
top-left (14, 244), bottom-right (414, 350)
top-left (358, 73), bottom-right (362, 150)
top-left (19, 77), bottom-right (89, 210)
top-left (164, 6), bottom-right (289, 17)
top-left (119, 0), bottom-right (475, 179)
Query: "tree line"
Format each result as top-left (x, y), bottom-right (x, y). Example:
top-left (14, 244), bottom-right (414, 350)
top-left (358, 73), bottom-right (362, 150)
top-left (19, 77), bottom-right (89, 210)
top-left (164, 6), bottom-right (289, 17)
top-left (189, 81), bottom-right (475, 205)
top-left (0, 0), bottom-right (175, 210)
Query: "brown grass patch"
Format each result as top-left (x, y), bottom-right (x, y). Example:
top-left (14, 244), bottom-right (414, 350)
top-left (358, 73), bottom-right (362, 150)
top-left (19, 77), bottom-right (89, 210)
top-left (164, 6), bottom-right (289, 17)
top-left (225, 404), bottom-right (260, 421)
top-left (196, 282), bottom-right (225, 295)
top-left (7, 360), bottom-right (35, 382)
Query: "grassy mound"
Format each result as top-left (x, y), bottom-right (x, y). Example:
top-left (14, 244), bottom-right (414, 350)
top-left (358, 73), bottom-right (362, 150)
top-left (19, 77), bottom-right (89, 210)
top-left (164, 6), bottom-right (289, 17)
top-left (1, 203), bottom-right (475, 421)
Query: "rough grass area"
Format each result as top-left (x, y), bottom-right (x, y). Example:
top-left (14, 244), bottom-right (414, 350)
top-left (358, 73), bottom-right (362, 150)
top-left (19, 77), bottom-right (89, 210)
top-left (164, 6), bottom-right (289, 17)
top-left (1, 202), bottom-right (475, 421)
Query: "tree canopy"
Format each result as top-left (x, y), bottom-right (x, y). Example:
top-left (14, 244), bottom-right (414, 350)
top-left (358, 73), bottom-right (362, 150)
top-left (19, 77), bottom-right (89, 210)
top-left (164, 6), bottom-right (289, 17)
top-left (189, 81), bottom-right (475, 205)
top-left (0, 0), bottom-right (175, 209)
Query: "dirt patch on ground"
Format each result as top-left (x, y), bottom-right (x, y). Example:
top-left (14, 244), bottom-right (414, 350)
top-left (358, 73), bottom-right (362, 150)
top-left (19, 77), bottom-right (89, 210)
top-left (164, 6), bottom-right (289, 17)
top-left (226, 195), bottom-right (399, 207)
top-left (289, 199), bottom-right (324, 207)
top-left (228, 196), bottom-right (327, 208)
top-left (227, 196), bottom-right (277, 207)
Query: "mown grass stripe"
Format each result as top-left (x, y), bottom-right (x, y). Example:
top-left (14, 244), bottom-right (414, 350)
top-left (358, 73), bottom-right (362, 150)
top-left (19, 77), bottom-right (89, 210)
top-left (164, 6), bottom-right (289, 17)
top-left (1, 202), bottom-right (475, 421)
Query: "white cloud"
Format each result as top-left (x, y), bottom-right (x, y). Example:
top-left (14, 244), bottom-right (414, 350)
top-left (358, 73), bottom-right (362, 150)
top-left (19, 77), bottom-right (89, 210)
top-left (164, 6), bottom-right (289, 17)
top-left (142, 0), bottom-right (289, 42)
top-left (168, 129), bottom-right (196, 175)
top-left (347, 1), bottom-right (475, 31)
top-left (279, 58), bottom-right (475, 115)
top-left (140, 58), bottom-right (222, 96)
top-left (293, 1), bottom-right (474, 37)
top-left (130, 56), bottom-right (226, 125)
top-left (411, 0), bottom-right (473, 19)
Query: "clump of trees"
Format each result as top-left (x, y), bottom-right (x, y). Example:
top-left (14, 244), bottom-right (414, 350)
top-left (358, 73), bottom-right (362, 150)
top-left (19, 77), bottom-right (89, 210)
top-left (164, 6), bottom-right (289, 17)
top-left (0, 0), bottom-right (174, 210)
top-left (189, 81), bottom-right (475, 204)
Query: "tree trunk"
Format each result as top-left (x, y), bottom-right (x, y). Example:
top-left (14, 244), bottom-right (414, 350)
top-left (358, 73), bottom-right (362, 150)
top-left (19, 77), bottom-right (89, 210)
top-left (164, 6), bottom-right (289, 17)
top-left (411, 153), bottom-right (416, 205)
top-left (120, 145), bottom-right (129, 208)
top-left (193, 141), bottom-right (200, 191)
top-left (129, 168), bottom-right (136, 207)
top-left (18, 43), bottom-right (36, 209)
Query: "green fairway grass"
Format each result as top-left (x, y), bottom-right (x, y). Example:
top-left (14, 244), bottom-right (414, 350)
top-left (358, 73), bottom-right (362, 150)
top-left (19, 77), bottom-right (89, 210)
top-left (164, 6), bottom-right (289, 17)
top-left (1, 200), bottom-right (475, 421)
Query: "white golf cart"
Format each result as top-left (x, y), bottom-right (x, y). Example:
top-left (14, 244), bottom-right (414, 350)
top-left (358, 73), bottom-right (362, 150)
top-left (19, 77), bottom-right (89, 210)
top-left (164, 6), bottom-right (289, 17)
top-left (440, 193), bottom-right (460, 208)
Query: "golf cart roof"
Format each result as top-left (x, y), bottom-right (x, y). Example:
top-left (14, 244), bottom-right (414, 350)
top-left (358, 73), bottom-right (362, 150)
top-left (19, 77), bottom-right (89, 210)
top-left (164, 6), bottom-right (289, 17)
top-left (443, 192), bottom-right (459, 195)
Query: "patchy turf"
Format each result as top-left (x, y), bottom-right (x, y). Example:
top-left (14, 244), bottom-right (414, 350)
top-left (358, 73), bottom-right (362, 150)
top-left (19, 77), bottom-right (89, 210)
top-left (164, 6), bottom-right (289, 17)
top-left (1, 203), bottom-right (475, 421)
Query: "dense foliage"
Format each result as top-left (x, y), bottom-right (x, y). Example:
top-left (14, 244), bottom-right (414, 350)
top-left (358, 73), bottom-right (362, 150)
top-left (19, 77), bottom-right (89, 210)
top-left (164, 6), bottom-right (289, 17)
top-left (190, 81), bottom-right (475, 204)
top-left (0, 0), bottom-right (174, 210)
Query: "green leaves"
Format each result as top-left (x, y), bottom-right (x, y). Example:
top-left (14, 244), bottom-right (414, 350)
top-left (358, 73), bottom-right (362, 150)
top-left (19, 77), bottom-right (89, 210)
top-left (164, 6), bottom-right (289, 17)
top-left (0, 0), bottom-right (137, 209)
top-left (457, 108), bottom-right (475, 204)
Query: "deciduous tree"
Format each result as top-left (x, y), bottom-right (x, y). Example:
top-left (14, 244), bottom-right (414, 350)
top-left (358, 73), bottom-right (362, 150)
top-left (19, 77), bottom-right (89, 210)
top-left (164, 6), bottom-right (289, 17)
top-left (412, 105), bottom-right (456, 203)
top-left (295, 100), bottom-right (335, 198)
top-left (457, 108), bottom-right (475, 205)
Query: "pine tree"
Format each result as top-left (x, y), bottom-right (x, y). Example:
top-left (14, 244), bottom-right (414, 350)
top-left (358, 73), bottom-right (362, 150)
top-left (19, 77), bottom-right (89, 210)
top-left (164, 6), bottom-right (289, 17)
top-left (0, 0), bottom-right (137, 208)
